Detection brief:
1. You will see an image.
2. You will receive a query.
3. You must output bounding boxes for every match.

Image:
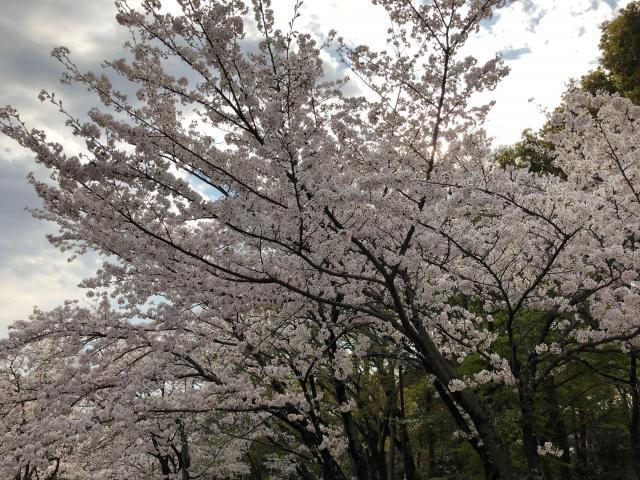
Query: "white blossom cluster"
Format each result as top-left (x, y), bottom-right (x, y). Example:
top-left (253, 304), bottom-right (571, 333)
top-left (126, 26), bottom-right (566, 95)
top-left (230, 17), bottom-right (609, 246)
top-left (1, 0), bottom-right (639, 478)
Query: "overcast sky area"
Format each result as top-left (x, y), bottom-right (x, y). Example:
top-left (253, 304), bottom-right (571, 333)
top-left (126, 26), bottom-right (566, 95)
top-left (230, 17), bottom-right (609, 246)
top-left (0, 0), bottom-right (633, 336)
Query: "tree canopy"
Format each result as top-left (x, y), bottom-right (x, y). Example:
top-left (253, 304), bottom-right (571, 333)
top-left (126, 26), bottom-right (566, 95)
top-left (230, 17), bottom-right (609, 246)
top-left (599, 1), bottom-right (640, 104)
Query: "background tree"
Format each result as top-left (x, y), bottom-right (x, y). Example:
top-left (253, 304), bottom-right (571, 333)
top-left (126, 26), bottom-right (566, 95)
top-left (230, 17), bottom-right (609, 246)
top-left (598, 1), bottom-right (640, 104)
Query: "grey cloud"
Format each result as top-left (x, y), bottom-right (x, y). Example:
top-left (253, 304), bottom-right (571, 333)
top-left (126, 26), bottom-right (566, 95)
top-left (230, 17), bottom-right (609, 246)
top-left (481, 1), bottom-right (546, 34)
top-left (571, 0), bottom-right (619, 17)
top-left (0, 154), bottom-right (99, 333)
top-left (518, 1), bottom-right (547, 32)
top-left (480, 12), bottom-right (501, 32)
top-left (602, 0), bottom-right (622, 10)
top-left (527, 10), bottom-right (547, 32)
top-left (501, 46), bottom-right (532, 61)
top-left (0, 1), bottom-right (121, 333)
top-left (0, 157), bottom-right (45, 259)
top-left (0, 0), bottom-right (132, 122)
top-left (0, 0), bottom-right (121, 72)
top-left (587, 0), bottom-right (621, 12)
top-left (0, 154), bottom-right (98, 273)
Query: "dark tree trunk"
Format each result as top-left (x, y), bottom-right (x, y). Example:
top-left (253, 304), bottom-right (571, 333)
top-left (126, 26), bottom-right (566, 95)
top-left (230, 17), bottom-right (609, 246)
top-left (630, 352), bottom-right (640, 480)
top-left (427, 363), bottom-right (516, 479)
top-left (320, 450), bottom-right (348, 480)
top-left (363, 428), bottom-right (387, 480)
top-left (544, 380), bottom-right (571, 480)
top-left (332, 371), bottom-right (371, 480)
top-left (327, 321), bottom-right (371, 480)
top-left (426, 429), bottom-right (435, 476)
top-left (411, 327), bottom-right (517, 479)
top-left (398, 363), bottom-right (417, 480)
top-left (575, 411), bottom-right (588, 477)
top-left (421, 388), bottom-right (436, 477)
top-left (296, 463), bottom-right (315, 480)
top-left (432, 379), bottom-right (501, 480)
top-left (519, 384), bottom-right (543, 480)
top-left (178, 422), bottom-right (191, 480)
top-left (388, 387), bottom-right (397, 480)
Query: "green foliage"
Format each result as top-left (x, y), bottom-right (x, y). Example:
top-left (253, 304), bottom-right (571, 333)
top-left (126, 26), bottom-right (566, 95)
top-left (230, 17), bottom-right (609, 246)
top-left (580, 68), bottom-right (617, 97)
top-left (599, 1), bottom-right (640, 104)
top-left (493, 128), bottom-right (565, 178)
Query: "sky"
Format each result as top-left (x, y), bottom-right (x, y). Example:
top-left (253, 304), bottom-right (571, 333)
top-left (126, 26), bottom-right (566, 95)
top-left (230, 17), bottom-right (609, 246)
top-left (0, 0), bottom-right (633, 336)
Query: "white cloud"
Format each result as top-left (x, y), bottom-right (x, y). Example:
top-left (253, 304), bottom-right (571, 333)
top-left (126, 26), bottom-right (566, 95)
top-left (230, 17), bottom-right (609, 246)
top-left (279, 0), bottom-right (632, 145)
top-left (0, 248), bottom-right (101, 336)
top-left (476, 0), bottom-right (633, 145)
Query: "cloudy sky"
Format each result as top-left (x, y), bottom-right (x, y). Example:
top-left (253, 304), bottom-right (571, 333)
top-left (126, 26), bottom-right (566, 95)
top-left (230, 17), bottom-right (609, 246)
top-left (0, 0), bottom-right (632, 335)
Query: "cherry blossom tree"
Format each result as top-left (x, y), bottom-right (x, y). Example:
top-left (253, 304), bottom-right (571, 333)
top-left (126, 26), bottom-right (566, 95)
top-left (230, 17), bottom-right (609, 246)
top-left (2, 0), bottom-right (640, 479)
top-left (0, 300), bottom-right (261, 479)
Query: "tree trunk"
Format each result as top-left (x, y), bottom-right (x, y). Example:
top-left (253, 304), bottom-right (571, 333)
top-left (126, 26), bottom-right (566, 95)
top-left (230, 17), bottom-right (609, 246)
top-left (364, 429), bottom-right (387, 480)
top-left (388, 389), bottom-right (397, 480)
top-left (332, 371), bottom-right (371, 480)
top-left (178, 422), bottom-right (191, 480)
top-left (519, 384), bottom-right (543, 479)
top-left (544, 379), bottom-right (571, 480)
top-left (630, 351), bottom-right (640, 480)
top-left (327, 324), bottom-right (370, 480)
top-left (398, 363), bottom-right (417, 480)
top-left (321, 450), bottom-right (348, 480)
top-left (413, 331), bottom-right (517, 480)
top-left (432, 376), bottom-right (503, 480)
top-left (575, 411), bottom-right (588, 477)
